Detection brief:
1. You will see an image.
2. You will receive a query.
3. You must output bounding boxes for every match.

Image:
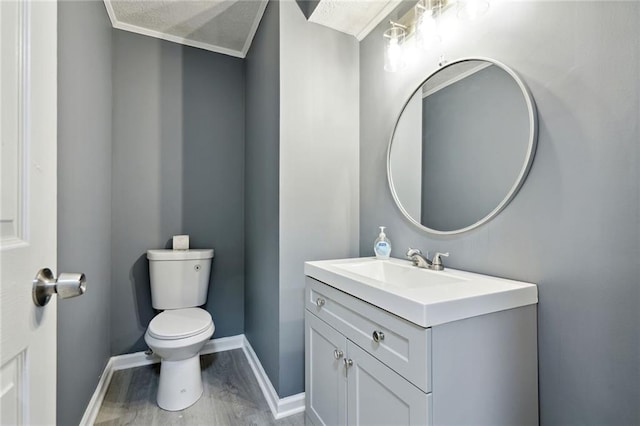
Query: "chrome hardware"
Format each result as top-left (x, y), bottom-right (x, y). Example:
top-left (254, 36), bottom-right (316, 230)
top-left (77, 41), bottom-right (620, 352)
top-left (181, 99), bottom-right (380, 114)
top-left (431, 252), bottom-right (449, 271)
top-left (316, 298), bottom-right (326, 307)
top-left (406, 247), bottom-right (450, 271)
top-left (333, 349), bottom-right (344, 360)
top-left (343, 358), bottom-right (353, 368)
top-left (372, 330), bottom-right (385, 342)
top-left (145, 348), bottom-right (154, 356)
top-left (32, 268), bottom-right (87, 307)
top-left (406, 248), bottom-right (432, 269)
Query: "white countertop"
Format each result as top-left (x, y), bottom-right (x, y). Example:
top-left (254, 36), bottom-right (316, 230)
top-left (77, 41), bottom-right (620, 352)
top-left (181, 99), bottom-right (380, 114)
top-left (304, 257), bottom-right (538, 327)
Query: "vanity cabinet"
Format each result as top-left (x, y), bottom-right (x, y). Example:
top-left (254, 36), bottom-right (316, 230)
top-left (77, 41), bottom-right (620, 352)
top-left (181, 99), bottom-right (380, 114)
top-left (305, 276), bottom-right (538, 426)
top-left (305, 311), bottom-right (430, 426)
top-left (305, 277), bottom-right (431, 426)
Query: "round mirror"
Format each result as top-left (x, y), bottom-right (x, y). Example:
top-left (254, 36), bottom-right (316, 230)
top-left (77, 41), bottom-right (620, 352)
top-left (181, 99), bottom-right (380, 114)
top-left (387, 57), bottom-right (538, 235)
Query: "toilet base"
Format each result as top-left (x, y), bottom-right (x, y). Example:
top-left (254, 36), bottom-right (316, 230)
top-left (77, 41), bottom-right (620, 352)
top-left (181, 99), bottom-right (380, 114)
top-left (157, 355), bottom-right (204, 411)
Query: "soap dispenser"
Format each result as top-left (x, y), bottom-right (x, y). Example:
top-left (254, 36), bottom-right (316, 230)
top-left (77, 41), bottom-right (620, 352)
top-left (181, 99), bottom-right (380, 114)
top-left (374, 226), bottom-right (392, 260)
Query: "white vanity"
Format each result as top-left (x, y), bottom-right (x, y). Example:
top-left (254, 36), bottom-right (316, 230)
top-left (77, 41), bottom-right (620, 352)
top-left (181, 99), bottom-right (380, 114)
top-left (304, 257), bottom-right (538, 426)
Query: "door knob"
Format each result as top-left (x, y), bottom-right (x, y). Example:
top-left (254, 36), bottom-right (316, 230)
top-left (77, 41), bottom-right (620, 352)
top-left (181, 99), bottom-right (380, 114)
top-left (32, 268), bottom-right (86, 307)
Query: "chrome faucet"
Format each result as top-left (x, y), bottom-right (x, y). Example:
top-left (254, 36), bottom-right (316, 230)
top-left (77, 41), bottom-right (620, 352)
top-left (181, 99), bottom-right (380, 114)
top-left (406, 248), bottom-right (431, 268)
top-left (406, 248), bottom-right (449, 271)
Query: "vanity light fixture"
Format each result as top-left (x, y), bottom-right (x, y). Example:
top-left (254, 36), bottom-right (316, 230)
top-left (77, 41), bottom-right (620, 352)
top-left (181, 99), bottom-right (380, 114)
top-left (384, 22), bottom-right (407, 72)
top-left (383, 0), bottom-right (491, 72)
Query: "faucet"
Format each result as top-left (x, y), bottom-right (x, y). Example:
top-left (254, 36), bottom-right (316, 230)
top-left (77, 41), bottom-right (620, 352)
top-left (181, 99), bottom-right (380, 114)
top-left (406, 248), bottom-right (449, 271)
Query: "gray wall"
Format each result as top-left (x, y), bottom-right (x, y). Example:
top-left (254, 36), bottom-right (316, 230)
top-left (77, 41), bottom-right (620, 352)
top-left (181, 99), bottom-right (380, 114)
top-left (295, 0), bottom-right (320, 19)
top-left (278, 0), bottom-right (360, 397)
top-left (244, 0), bottom-right (360, 398)
top-left (360, 1), bottom-right (639, 424)
top-left (111, 30), bottom-right (245, 355)
top-left (57, 2), bottom-right (112, 425)
top-left (245, 0), bottom-right (281, 393)
top-left (421, 64), bottom-right (528, 231)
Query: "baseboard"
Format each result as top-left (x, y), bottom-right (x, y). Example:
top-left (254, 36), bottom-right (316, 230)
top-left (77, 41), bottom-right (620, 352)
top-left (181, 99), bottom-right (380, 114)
top-left (200, 334), bottom-right (245, 356)
top-left (79, 334), bottom-right (304, 424)
top-left (78, 358), bottom-right (115, 426)
top-left (241, 336), bottom-right (305, 419)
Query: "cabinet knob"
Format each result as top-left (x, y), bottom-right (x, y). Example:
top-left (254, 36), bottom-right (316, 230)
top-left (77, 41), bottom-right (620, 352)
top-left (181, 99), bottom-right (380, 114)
top-left (372, 330), bottom-right (385, 342)
top-left (333, 349), bottom-right (343, 360)
top-left (343, 358), bottom-right (353, 368)
top-left (316, 298), bottom-right (326, 307)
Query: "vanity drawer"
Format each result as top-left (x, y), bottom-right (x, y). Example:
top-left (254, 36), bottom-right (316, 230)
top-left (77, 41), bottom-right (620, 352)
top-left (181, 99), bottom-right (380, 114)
top-left (305, 277), bottom-right (431, 393)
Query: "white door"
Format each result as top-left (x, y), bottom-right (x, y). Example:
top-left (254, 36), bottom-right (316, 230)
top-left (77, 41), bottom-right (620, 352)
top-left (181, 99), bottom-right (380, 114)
top-left (346, 342), bottom-right (431, 426)
top-left (1, 1), bottom-right (58, 424)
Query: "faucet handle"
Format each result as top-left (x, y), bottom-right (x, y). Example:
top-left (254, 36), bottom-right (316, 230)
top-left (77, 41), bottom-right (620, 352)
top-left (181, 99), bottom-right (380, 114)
top-left (431, 252), bottom-right (449, 270)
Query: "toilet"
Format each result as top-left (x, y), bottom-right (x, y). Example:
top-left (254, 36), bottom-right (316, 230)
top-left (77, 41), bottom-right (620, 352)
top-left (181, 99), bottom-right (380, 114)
top-left (144, 248), bottom-right (215, 411)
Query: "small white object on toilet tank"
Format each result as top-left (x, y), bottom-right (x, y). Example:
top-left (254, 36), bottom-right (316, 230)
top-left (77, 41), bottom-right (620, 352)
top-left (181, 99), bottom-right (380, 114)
top-left (172, 235), bottom-right (189, 250)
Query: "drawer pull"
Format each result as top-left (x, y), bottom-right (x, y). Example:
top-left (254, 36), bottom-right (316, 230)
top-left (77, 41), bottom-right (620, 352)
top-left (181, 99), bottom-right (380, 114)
top-left (316, 298), bottom-right (326, 307)
top-left (372, 330), bottom-right (385, 342)
top-left (333, 349), bottom-right (343, 360)
top-left (343, 358), bottom-right (353, 368)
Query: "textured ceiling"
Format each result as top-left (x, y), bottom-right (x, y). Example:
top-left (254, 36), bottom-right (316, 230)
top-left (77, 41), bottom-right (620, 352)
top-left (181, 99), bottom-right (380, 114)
top-left (308, 0), bottom-right (401, 41)
top-left (104, 0), bottom-right (268, 58)
top-left (104, 0), bottom-right (398, 57)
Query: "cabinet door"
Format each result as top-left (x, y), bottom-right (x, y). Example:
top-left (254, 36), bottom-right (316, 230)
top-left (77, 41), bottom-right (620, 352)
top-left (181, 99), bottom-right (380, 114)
top-left (306, 311), bottom-right (348, 426)
top-left (346, 342), bottom-right (431, 426)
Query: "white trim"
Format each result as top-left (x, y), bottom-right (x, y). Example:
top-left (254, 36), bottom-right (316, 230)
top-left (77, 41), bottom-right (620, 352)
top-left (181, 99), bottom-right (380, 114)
top-left (200, 334), bottom-right (245, 355)
top-left (276, 392), bottom-right (306, 419)
top-left (110, 349), bottom-right (158, 371)
top-left (355, 0), bottom-right (403, 41)
top-left (240, 0), bottom-right (268, 57)
top-left (79, 334), bottom-right (304, 424)
top-left (102, 0), bottom-right (116, 27)
top-left (241, 336), bottom-right (305, 419)
top-left (110, 21), bottom-right (246, 58)
top-left (422, 62), bottom-right (492, 98)
top-left (78, 358), bottom-right (114, 426)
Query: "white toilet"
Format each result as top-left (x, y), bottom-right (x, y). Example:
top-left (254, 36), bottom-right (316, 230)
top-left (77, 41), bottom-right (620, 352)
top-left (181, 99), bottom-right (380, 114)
top-left (144, 248), bottom-right (215, 411)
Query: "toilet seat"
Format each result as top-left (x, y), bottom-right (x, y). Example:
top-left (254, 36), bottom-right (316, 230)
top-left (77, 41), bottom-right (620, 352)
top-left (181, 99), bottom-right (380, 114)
top-left (148, 308), bottom-right (212, 340)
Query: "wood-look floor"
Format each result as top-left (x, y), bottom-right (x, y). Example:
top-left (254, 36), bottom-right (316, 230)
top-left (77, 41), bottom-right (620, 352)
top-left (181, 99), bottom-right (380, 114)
top-left (94, 349), bottom-right (307, 426)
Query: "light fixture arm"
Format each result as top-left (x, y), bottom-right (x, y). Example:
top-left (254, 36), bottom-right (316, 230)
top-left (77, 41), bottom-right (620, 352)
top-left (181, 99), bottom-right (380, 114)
top-left (388, 20), bottom-right (408, 30)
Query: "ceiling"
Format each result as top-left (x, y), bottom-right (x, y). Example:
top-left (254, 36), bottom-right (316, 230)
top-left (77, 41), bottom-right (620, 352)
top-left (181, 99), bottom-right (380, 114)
top-left (307, 0), bottom-right (401, 41)
top-left (103, 0), bottom-right (399, 57)
top-left (104, 0), bottom-right (268, 58)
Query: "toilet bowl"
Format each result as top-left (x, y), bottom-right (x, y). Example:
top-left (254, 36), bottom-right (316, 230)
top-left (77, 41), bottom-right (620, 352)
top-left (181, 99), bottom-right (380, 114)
top-left (145, 307), bottom-right (215, 411)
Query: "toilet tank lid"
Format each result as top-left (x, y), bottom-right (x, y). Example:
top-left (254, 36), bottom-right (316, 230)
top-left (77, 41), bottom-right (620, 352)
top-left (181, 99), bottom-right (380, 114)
top-left (147, 249), bottom-right (214, 261)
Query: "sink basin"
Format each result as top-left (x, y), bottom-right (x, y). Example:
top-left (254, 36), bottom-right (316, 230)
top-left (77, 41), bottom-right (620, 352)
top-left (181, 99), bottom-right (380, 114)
top-left (334, 260), bottom-right (466, 288)
top-left (304, 257), bottom-right (537, 327)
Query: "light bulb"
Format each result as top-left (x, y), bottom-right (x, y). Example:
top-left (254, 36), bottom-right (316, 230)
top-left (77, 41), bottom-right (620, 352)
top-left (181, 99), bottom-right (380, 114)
top-left (383, 26), bottom-right (406, 72)
top-left (415, 12), bottom-right (440, 50)
top-left (457, 0), bottom-right (490, 20)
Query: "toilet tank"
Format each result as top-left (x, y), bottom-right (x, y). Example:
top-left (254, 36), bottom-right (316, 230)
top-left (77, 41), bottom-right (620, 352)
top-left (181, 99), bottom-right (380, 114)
top-left (147, 249), bottom-right (214, 310)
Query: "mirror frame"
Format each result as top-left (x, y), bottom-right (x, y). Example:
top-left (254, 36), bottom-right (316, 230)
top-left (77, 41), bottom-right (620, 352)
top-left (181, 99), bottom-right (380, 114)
top-left (387, 57), bottom-right (538, 235)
